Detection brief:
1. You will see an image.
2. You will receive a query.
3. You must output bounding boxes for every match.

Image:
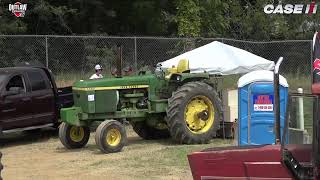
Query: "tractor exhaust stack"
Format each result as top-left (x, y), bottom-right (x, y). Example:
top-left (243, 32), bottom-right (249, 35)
top-left (274, 57), bottom-right (283, 144)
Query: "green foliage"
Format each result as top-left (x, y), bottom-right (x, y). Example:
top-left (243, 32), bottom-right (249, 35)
top-left (199, 0), bottom-right (230, 37)
top-left (0, 20), bottom-right (27, 34)
top-left (0, 0), bottom-right (27, 34)
top-left (28, 1), bottom-right (76, 34)
top-left (175, 0), bottom-right (201, 37)
top-left (85, 44), bottom-right (116, 74)
top-left (130, 1), bottom-right (168, 35)
top-left (0, 0), bottom-right (319, 39)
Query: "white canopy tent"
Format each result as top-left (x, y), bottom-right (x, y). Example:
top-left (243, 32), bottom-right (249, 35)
top-left (157, 41), bottom-right (275, 75)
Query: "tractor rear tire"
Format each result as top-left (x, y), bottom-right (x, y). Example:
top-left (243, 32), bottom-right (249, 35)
top-left (130, 121), bottom-right (170, 140)
top-left (59, 122), bottom-right (90, 149)
top-left (95, 120), bottom-right (127, 153)
top-left (0, 152), bottom-right (2, 180)
top-left (166, 81), bottom-right (222, 144)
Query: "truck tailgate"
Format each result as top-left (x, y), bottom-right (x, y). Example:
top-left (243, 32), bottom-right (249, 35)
top-left (58, 86), bottom-right (74, 108)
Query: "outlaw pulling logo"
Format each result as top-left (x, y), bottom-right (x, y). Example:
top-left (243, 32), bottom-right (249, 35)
top-left (8, 2), bottom-right (27, 17)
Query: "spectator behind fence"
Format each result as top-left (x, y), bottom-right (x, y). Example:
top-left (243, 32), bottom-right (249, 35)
top-left (111, 66), bottom-right (133, 77)
top-left (90, 64), bottom-right (104, 79)
top-left (124, 66), bottom-right (133, 76)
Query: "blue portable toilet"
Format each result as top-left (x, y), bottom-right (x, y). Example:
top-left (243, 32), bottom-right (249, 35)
top-left (237, 70), bottom-right (288, 145)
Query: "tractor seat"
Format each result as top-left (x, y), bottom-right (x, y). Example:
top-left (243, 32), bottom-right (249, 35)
top-left (177, 59), bottom-right (190, 73)
top-left (165, 59), bottom-right (190, 79)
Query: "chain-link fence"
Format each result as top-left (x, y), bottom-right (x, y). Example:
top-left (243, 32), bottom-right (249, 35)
top-left (0, 35), bottom-right (313, 90)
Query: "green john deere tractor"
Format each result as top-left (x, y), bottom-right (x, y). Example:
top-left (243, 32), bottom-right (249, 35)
top-left (59, 58), bottom-right (223, 153)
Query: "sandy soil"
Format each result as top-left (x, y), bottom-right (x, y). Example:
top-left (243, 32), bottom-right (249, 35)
top-left (0, 127), bottom-right (231, 180)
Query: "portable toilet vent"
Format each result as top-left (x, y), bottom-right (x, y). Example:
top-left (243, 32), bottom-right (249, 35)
top-left (237, 70), bottom-right (288, 145)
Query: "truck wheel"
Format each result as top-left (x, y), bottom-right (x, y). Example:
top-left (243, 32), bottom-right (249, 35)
top-left (95, 120), bottom-right (127, 153)
top-left (0, 152), bottom-right (2, 180)
top-left (166, 81), bottom-right (222, 144)
top-left (59, 122), bottom-right (90, 149)
top-left (130, 121), bottom-right (170, 140)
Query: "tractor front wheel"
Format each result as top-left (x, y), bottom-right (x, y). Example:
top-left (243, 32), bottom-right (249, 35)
top-left (95, 120), bottom-right (127, 153)
top-left (59, 122), bottom-right (90, 149)
top-left (166, 81), bottom-right (222, 144)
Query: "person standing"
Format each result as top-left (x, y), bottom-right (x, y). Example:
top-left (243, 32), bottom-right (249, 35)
top-left (90, 64), bottom-right (104, 79)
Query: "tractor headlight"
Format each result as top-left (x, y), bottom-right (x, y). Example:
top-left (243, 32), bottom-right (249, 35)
top-left (169, 74), bottom-right (182, 82)
top-left (176, 75), bottom-right (181, 81)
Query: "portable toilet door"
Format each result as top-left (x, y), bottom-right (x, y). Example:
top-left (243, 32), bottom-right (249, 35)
top-left (238, 70), bottom-right (289, 145)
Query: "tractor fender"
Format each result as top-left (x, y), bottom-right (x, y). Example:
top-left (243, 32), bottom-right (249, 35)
top-left (169, 73), bottom-right (210, 84)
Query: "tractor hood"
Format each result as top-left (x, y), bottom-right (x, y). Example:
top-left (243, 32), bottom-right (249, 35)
top-left (73, 74), bottom-right (157, 89)
top-left (68, 74), bottom-right (163, 116)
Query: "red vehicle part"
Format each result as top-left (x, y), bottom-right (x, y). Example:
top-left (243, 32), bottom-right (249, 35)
top-left (188, 144), bottom-right (313, 180)
top-left (188, 32), bottom-right (320, 180)
top-left (188, 145), bottom-right (293, 179)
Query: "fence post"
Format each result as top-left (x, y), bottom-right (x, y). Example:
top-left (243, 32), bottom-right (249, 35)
top-left (134, 37), bottom-right (138, 73)
top-left (311, 40), bottom-right (314, 85)
top-left (45, 36), bottom-right (49, 68)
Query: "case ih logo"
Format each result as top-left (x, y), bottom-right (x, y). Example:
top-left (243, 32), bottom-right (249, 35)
top-left (8, 2), bottom-right (27, 17)
top-left (264, 1), bottom-right (317, 15)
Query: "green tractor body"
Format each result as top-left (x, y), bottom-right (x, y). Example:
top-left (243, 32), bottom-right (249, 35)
top-left (59, 61), bottom-right (223, 153)
top-left (61, 72), bottom-right (211, 126)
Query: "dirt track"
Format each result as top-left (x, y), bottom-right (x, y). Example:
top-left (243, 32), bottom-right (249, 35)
top-left (0, 127), bottom-right (232, 180)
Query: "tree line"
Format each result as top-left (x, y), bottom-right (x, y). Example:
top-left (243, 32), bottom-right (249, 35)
top-left (0, 0), bottom-right (319, 40)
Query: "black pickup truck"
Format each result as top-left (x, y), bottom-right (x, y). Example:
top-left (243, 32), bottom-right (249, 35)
top-left (0, 65), bottom-right (73, 135)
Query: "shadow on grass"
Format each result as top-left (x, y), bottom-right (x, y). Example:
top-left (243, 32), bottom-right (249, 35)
top-left (55, 144), bottom-right (102, 154)
top-left (0, 124), bottom-right (233, 155)
top-left (0, 128), bottom-right (58, 148)
top-left (127, 136), bottom-right (177, 146)
top-left (127, 136), bottom-right (233, 147)
top-left (54, 136), bottom-right (178, 155)
top-left (54, 136), bottom-right (175, 155)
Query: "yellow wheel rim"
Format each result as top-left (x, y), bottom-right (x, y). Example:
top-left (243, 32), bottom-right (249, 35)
top-left (184, 95), bottom-right (215, 134)
top-left (106, 128), bottom-right (121, 146)
top-left (70, 126), bottom-right (85, 142)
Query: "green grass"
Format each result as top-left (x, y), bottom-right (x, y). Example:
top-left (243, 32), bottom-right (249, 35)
top-left (159, 140), bottom-right (232, 166)
top-left (54, 73), bottom-right (84, 87)
top-left (285, 73), bottom-right (311, 93)
top-left (85, 138), bottom-right (232, 179)
top-left (54, 71), bottom-right (117, 87)
top-left (54, 72), bottom-right (311, 93)
top-left (221, 73), bottom-right (311, 92)
top-left (1, 126), bottom-right (232, 180)
top-left (290, 96), bottom-right (314, 134)
top-left (221, 74), bottom-right (242, 89)
top-left (117, 139), bottom-right (231, 168)
top-left (288, 95), bottom-right (314, 145)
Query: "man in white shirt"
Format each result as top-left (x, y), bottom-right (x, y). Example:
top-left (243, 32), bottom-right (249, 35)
top-left (90, 64), bottom-right (104, 79)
